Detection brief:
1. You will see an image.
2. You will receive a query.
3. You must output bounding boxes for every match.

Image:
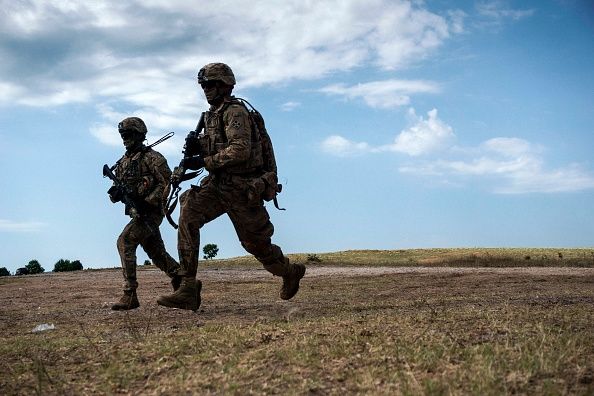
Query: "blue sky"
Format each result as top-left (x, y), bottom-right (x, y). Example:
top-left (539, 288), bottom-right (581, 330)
top-left (1, 0), bottom-right (593, 273)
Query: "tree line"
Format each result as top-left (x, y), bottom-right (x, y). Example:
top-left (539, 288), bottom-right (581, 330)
top-left (0, 259), bottom-right (84, 277)
top-left (0, 244), bottom-right (220, 277)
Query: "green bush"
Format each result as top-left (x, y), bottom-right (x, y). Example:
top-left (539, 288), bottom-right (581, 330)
top-left (143, 259), bottom-right (152, 266)
top-left (0, 267), bottom-right (10, 277)
top-left (26, 260), bottom-right (45, 274)
top-left (203, 243), bottom-right (219, 260)
top-left (15, 267), bottom-right (29, 276)
top-left (54, 259), bottom-right (83, 272)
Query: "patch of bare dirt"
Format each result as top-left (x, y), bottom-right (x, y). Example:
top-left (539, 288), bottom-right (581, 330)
top-left (0, 265), bottom-right (592, 338)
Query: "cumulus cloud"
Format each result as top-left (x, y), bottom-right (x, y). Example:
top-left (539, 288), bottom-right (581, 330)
top-left (321, 108), bottom-right (454, 157)
top-left (0, 0), bottom-right (463, 147)
top-left (321, 135), bottom-right (370, 157)
top-left (0, 219), bottom-right (46, 232)
top-left (379, 108), bottom-right (454, 155)
top-left (322, 110), bottom-right (594, 193)
top-left (91, 104), bottom-right (187, 155)
top-left (319, 80), bottom-right (440, 109)
top-left (399, 137), bottom-right (594, 193)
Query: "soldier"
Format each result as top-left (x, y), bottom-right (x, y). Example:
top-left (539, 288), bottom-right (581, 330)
top-left (107, 117), bottom-right (181, 310)
top-left (157, 63), bottom-right (306, 311)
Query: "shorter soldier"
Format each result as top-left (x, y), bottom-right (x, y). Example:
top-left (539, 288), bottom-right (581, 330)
top-left (107, 117), bottom-right (181, 310)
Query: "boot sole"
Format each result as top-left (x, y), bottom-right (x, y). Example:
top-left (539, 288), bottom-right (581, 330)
top-left (111, 303), bottom-right (140, 311)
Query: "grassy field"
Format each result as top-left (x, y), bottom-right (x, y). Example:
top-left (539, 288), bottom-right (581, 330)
top-left (219, 247), bottom-right (594, 268)
top-left (1, 248), bottom-right (593, 395)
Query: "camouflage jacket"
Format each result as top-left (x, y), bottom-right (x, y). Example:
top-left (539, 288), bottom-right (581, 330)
top-left (114, 147), bottom-right (171, 215)
top-left (202, 96), bottom-right (263, 175)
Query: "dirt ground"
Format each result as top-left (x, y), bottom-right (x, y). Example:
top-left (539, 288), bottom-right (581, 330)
top-left (1, 265), bottom-right (593, 394)
top-left (2, 265), bottom-right (593, 337)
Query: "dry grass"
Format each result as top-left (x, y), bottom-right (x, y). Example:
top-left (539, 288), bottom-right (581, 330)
top-left (0, 249), bottom-right (593, 395)
top-left (208, 248), bottom-right (594, 269)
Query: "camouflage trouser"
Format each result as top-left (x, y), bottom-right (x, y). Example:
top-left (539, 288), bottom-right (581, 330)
top-left (117, 213), bottom-right (179, 291)
top-left (177, 175), bottom-right (288, 277)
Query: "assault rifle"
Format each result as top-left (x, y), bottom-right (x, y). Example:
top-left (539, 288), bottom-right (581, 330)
top-left (103, 163), bottom-right (159, 236)
top-left (165, 113), bottom-right (206, 229)
top-left (102, 164), bottom-right (143, 219)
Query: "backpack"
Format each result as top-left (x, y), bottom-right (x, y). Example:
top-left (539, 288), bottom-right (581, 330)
top-left (235, 98), bottom-right (284, 210)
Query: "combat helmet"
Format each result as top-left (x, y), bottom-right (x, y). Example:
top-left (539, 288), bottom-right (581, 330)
top-left (118, 117), bottom-right (147, 137)
top-left (197, 63), bottom-right (236, 86)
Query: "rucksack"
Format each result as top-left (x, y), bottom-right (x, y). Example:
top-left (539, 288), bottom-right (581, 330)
top-left (234, 98), bottom-right (284, 210)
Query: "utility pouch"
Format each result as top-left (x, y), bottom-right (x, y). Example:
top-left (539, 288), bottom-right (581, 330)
top-left (197, 134), bottom-right (210, 156)
top-left (247, 177), bottom-right (265, 207)
top-left (261, 171), bottom-right (281, 202)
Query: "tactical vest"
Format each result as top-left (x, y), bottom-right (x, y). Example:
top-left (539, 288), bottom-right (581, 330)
top-left (116, 150), bottom-right (155, 201)
top-left (200, 97), bottom-right (279, 175)
top-left (198, 97), bottom-right (284, 208)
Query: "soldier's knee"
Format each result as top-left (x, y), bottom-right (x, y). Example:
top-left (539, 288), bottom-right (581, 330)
top-left (117, 233), bottom-right (127, 251)
top-left (242, 241), bottom-right (284, 267)
top-left (241, 240), bottom-right (269, 257)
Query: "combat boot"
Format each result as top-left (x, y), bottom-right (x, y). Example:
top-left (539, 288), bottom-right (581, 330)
top-left (111, 290), bottom-right (140, 310)
top-left (171, 274), bottom-right (182, 291)
top-left (157, 278), bottom-right (202, 311)
top-left (280, 263), bottom-right (306, 300)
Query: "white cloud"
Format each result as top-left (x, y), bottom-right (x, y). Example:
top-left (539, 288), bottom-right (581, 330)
top-left (321, 108), bottom-right (454, 157)
top-left (399, 137), bottom-right (594, 193)
top-left (0, 82), bottom-right (24, 103)
top-left (280, 101), bottom-right (301, 112)
top-left (0, 219), bottom-right (46, 232)
top-left (0, 1), bottom-right (462, 148)
top-left (321, 135), bottom-right (370, 157)
top-left (91, 106), bottom-right (187, 156)
top-left (319, 80), bottom-right (440, 109)
top-left (17, 84), bottom-right (91, 107)
top-left (379, 108), bottom-right (454, 155)
top-left (322, 109), bottom-right (594, 194)
top-left (476, 1), bottom-right (535, 27)
top-left (90, 123), bottom-right (120, 147)
top-left (0, 0), bottom-right (463, 155)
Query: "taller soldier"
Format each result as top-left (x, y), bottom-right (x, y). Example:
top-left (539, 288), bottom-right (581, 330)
top-left (157, 63), bottom-right (305, 311)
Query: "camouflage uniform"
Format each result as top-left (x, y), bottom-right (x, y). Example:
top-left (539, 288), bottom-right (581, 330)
top-left (109, 117), bottom-right (180, 310)
top-left (157, 63), bottom-right (305, 312)
top-left (178, 97), bottom-right (288, 276)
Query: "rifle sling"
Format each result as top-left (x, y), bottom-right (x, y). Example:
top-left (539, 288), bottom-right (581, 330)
top-left (181, 170), bottom-right (202, 182)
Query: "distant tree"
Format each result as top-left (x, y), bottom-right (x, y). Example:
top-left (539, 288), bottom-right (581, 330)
top-left (54, 259), bottom-right (71, 272)
top-left (0, 267), bottom-right (10, 277)
top-left (15, 267), bottom-right (30, 276)
top-left (26, 260), bottom-right (45, 274)
top-left (203, 244), bottom-right (219, 260)
top-left (143, 259), bottom-right (152, 266)
top-left (54, 259), bottom-right (82, 272)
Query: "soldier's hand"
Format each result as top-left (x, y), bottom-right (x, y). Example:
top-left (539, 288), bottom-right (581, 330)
top-left (129, 206), bottom-right (140, 220)
top-left (182, 155), bottom-right (205, 170)
top-left (108, 186), bottom-right (123, 203)
top-left (171, 166), bottom-right (184, 185)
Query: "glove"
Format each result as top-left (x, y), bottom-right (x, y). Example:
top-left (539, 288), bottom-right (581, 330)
top-left (108, 185), bottom-right (124, 203)
top-left (171, 166), bottom-right (184, 185)
top-left (182, 155), bottom-right (205, 170)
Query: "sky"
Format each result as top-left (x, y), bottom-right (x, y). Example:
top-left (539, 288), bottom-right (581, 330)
top-left (1, 0), bottom-right (593, 273)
